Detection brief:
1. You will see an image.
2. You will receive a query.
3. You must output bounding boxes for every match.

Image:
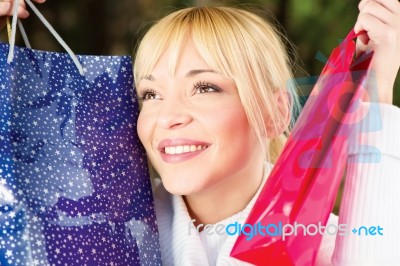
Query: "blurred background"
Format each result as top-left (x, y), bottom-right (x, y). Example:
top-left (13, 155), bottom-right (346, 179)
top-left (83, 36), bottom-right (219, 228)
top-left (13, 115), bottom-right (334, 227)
top-left (1, 0), bottom-right (399, 213)
top-left (1, 0), bottom-right (399, 103)
top-left (1, 0), bottom-right (399, 101)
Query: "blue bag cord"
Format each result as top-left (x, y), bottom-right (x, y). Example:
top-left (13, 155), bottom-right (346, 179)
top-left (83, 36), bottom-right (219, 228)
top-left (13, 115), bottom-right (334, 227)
top-left (7, 0), bottom-right (84, 75)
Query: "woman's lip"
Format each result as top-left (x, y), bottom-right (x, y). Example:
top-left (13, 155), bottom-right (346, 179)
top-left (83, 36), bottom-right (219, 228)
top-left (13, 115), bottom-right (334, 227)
top-left (157, 138), bottom-right (211, 151)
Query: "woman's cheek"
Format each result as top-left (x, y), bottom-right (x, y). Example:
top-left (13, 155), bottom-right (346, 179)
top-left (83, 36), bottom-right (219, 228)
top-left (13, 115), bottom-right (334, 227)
top-left (137, 112), bottom-right (149, 147)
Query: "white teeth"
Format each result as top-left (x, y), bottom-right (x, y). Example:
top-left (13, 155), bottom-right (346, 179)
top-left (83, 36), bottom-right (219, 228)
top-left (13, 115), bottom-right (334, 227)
top-left (164, 145), bottom-right (207, 155)
top-left (176, 146), bottom-right (183, 154)
top-left (165, 147), bottom-right (175, 154)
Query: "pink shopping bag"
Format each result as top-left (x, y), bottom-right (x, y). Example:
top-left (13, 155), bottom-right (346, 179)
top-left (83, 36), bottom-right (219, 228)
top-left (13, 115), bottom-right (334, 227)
top-left (231, 30), bottom-right (374, 266)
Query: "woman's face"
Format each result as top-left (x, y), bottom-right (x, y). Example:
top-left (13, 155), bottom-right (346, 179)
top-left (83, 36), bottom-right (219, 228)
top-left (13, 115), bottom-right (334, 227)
top-left (136, 40), bottom-right (265, 196)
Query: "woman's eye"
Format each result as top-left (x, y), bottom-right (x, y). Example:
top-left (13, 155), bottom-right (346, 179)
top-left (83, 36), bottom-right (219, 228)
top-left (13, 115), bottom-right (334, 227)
top-left (138, 89), bottom-right (161, 101)
top-left (194, 82), bottom-right (221, 95)
top-left (196, 86), bottom-right (216, 94)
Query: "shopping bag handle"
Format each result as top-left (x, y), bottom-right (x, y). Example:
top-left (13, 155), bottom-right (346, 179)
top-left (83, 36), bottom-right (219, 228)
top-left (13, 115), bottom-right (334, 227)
top-left (343, 29), bottom-right (368, 45)
top-left (7, 0), bottom-right (84, 75)
top-left (6, 16), bottom-right (31, 48)
top-left (345, 29), bottom-right (358, 41)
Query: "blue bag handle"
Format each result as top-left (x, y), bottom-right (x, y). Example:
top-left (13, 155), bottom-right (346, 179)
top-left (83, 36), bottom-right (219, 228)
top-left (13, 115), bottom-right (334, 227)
top-left (7, 0), bottom-right (84, 75)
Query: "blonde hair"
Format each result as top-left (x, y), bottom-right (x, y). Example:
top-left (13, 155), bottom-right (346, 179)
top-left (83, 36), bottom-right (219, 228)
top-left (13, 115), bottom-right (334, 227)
top-left (134, 6), bottom-right (301, 163)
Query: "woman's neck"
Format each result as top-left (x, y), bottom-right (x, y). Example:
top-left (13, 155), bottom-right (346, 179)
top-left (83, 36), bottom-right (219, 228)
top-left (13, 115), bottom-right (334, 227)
top-left (183, 163), bottom-right (265, 226)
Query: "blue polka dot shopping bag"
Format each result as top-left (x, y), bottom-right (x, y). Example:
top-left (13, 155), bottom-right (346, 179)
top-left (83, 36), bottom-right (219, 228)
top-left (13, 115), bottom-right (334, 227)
top-left (0, 1), bottom-right (161, 265)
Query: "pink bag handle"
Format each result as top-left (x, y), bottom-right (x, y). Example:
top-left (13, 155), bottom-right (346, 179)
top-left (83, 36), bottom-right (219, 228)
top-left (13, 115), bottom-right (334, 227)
top-left (345, 29), bottom-right (368, 42)
top-left (345, 29), bottom-right (358, 41)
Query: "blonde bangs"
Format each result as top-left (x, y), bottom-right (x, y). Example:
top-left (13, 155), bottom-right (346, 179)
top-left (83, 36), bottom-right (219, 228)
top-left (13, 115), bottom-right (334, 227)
top-left (133, 10), bottom-right (192, 87)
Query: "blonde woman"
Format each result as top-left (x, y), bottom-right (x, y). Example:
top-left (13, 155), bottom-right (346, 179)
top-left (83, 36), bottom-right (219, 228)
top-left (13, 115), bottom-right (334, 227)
top-left (2, 1), bottom-right (400, 265)
top-left (134, 3), bottom-right (400, 265)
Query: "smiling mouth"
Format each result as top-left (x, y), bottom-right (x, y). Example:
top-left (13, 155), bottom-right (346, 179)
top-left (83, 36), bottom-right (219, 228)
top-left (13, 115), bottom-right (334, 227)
top-left (163, 145), bottom-right (208, 155)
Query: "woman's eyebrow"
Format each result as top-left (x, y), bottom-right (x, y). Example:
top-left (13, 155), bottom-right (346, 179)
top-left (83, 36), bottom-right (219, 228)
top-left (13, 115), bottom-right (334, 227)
top-left (185, 69), bottom-right (219, 77)
top-left (140, 69), bottom-right (219, 81)
top-left (141, 74), bottom-right (155, 81)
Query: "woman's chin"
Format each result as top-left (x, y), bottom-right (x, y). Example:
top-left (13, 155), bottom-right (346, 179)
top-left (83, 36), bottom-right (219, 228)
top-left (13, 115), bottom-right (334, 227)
top-left (161, 177), bottom-right (206, 196)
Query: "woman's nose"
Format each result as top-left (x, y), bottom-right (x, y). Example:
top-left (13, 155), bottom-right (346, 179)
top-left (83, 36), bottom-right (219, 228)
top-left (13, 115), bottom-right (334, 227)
top-left (157, 100), bottom-right (193, 129)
